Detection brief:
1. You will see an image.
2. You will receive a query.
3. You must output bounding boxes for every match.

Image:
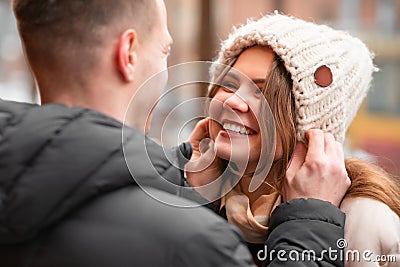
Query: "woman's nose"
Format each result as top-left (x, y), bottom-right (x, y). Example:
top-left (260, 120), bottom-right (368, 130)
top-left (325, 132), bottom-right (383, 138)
top-left (224, 93), bottom-right (249, 113)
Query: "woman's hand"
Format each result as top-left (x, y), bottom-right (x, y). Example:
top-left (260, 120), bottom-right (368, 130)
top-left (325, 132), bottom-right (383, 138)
top-left (185, 118), bottom-right (223, 201)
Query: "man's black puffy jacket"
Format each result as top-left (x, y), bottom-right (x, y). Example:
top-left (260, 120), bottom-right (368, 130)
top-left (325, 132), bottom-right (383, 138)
top-left (0, 100), bottom-right (345, 266)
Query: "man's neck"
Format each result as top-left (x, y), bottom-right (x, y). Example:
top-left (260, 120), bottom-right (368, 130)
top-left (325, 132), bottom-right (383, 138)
top-left (40, 89), bottom-right (129, 124)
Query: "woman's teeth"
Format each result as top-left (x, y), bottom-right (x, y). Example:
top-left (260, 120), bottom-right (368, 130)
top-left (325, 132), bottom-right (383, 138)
top-left (222, 122), bottom-right (255, 135)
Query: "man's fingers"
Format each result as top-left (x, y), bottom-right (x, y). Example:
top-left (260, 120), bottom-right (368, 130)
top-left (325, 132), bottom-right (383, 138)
top-left (335, 141), bottom-right (344, 161)
top-left (284, 129), bottom-right (350, 207)
top-left (287, 142), bottom-right (307, 178)
top-left (305, 129), bottom-right (325, 161)
top-left (190, 118), bottom-right (209, 139)
top-left (186, 140), bottom-right (217, 173)
top-left (323, 132), bottom-right (339, 163)
top-left (199, 138), bottom-right (212, 153)
top-left (189, 118), bottom-right (210, 150)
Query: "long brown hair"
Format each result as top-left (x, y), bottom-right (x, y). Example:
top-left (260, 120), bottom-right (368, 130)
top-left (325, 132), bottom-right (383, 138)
top-left (208, 47), bottom-right (400, 216)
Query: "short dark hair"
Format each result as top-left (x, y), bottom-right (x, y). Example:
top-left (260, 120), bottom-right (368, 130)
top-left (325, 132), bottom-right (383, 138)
top-left (13, 0), bottom-right (156, 78)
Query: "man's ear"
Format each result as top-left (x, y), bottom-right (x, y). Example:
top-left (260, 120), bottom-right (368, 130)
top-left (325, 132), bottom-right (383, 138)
top-left (117, 29), bottom-right (138, 82)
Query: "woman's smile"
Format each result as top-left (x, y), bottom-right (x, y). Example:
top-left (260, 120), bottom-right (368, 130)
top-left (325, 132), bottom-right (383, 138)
top-left (221, 120), bottom-right (257, 136)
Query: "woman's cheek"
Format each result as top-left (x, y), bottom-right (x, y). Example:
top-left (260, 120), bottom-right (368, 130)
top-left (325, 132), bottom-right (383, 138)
top-left (209, 96), bottom-right (223, 118)
top-left (208, 97), bottom-right (224, 140)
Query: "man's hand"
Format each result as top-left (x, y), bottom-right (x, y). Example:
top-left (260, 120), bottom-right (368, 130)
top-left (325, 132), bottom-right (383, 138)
top-left (185, 118), bottom-right (223, 201)
top-left (283, 129), bottom-right (351, 207)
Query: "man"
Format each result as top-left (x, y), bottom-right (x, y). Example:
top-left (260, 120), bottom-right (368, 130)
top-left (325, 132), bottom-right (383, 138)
top-left (0, 0), bottom-right (349, 266)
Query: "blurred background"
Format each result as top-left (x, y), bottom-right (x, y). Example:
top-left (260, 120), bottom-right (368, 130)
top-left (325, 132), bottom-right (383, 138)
top-left (0, 0), bottom-right (399, 174)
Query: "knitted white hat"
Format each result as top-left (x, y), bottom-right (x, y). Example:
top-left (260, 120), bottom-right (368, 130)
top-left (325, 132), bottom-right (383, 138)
top-left (212, 13), bottom-right (377, 143)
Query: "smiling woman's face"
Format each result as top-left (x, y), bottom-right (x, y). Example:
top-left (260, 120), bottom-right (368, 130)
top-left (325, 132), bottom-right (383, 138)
top-left (209, 46), bottom-right (280, 173)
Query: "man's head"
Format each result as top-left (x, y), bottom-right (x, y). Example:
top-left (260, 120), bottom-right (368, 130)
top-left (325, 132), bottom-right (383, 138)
top-left (13, 0), bottom-right (172, 131)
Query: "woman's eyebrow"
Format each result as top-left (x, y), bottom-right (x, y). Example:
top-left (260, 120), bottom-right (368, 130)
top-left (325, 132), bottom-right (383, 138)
top-left (225, 71), bottom-right (265, 85)
top-left (226, 72), bottom-right (265, 83)
top-left (224, 72), bottom-right (240, 81)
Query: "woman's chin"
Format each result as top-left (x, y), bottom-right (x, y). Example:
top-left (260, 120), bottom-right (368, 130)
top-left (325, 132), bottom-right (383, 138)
top-left (213, 142), bottom-right (231, 161)
top-left (214, 138), bottom-right (254, 166)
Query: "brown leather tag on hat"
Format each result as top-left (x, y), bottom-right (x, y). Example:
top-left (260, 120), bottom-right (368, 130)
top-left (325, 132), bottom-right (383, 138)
top-left (314, 65), bottom-right (333, 87)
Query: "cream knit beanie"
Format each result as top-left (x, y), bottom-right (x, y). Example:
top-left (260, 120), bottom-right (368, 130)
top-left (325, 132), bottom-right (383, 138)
top-left (212, 12), bottom-right (377, 143)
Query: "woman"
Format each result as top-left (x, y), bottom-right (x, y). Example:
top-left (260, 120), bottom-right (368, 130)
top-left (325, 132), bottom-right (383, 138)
top-left (187, 13), bottom-right (400, 266)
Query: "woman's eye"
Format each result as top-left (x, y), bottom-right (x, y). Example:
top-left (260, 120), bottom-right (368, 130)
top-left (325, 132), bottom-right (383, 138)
top-left (221, 82), bottom-right (238, 91)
